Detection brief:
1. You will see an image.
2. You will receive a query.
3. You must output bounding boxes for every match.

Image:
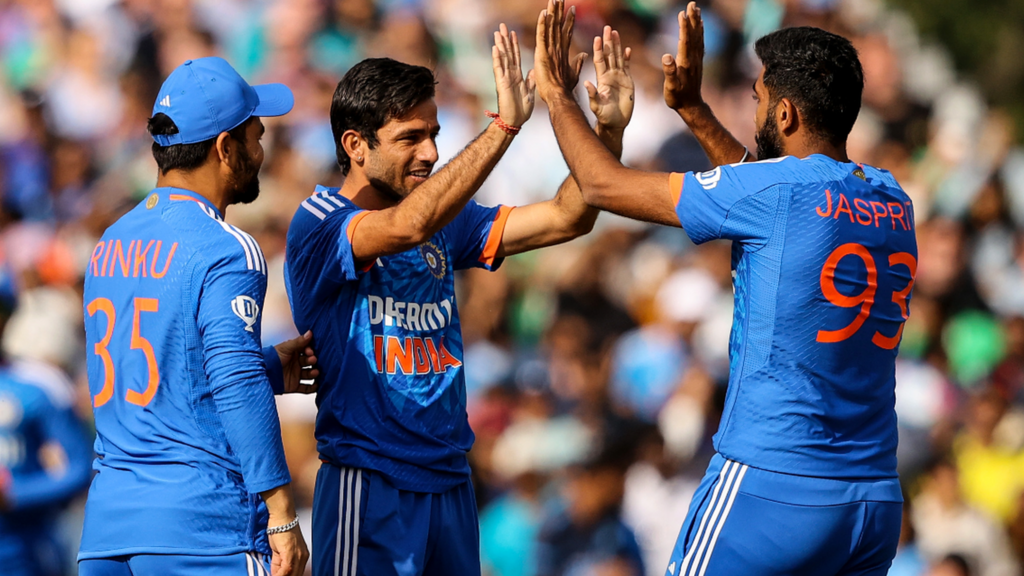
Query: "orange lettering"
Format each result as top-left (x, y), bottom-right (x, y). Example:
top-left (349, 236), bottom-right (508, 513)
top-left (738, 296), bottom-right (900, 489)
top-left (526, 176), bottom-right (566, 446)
top-left (869, 202), bottom-right (888, 228)
top-left (374, 336), bottom-right (384, 373)
top-left (107, 240), bottom-right (135, 278)
top-left (90, 242), bottom-right (105, 277)
top-left (437, 337), bottom-right (462, 372)
top-left (816, 190), bottom-right (833, 218)
top-left (833, 194), bottom-right (854, 222)
top-left (887, 203), bottom-right (907, 230)
top-left (424, 338), bottom-right (441, 373)
top-left (133, 240), bottom-right (154, 277)
top-left (853, 198), bottom-right (872, 226)
top-left (149, 241), bottom-right (178, 278)
top-left (413, 338), bottom-right (431, 374)
top-left (100, 239), bottom-right (113, 277)
top-left (386, 336), bottom-right (414, 375)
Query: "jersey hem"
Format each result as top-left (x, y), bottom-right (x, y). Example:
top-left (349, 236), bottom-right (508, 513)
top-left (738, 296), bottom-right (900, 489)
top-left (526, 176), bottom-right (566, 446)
top-left (78, 545), bottom-right (253, 560)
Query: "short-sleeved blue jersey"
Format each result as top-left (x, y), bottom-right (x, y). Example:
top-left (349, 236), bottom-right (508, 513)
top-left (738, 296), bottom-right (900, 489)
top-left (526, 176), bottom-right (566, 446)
top-left (672, 155), bottom-right (917, 479)
top-left (79, 188), bottom-right (290, 559)
top-left (285, 186), bottom-right (510, 493)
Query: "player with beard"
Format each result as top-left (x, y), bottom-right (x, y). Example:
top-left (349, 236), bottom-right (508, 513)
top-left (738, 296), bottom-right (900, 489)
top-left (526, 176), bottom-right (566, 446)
top-left (79, 57), bottom-right (319, 576)
top-left (284, 20), bottom-right (635, 576)
top-left (534, 2), bottom-right (916, 575)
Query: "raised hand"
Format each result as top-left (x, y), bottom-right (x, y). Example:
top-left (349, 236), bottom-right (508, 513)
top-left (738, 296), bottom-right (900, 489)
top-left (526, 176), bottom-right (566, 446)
top-left (534, 0), bottom-right (588, 103)
top-left (492, 23), bottom-right (536, 129)
top-left (584, 26), bottom-right (634, 132)
top-left (662, 2), bottom-right (704, 111)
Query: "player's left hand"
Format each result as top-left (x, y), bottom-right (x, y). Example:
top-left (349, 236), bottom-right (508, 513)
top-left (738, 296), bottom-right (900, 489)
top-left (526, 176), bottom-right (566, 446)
top-left (534, 0), bottom-right (588, 104)
top-left (275, 331), bottom-right (319, 394)
top-left (585, 26), bottom-right (634, 132)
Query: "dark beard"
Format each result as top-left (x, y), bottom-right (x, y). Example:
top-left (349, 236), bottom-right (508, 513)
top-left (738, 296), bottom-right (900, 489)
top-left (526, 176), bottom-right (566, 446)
top-left (755, 112), bottom-right (785, 160)
top-left (228, 144), bottom-right (261, 205)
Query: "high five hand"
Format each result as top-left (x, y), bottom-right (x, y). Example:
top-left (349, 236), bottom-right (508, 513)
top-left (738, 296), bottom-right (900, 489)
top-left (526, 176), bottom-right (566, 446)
top-left (492, 23), bottom-right (536, 129)
top-left (662, 1), bottom-right (705, 111)
top-left (584, 26), bottom-right (635, 131)
top-left (534, 0), bottom-right (588, 103)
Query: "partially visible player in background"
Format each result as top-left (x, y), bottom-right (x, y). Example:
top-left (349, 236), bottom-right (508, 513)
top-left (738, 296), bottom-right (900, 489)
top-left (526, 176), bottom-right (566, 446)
top-left (0, 263), bottom-right (92, 576)
top-left (535, 1), bottom-right (916, 574)
top-left (285, 21), bottom-right (634, 576)
top-left (78, 57), bottom-right (318, 576)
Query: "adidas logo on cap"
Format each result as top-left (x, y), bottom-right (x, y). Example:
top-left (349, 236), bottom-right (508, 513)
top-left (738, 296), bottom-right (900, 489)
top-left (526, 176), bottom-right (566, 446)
top-left (158, 95), bottom-right (171, 107)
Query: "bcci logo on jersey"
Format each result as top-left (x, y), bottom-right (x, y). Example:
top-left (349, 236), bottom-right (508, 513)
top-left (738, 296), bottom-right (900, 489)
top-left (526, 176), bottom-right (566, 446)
top-left (419, 241), bottom-right (446, 279)
top-left (231, 295), bottom-right (259, 332)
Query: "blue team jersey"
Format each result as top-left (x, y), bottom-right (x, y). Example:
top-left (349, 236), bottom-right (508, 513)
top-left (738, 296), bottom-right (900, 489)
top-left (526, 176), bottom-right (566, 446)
top-left (672, 155), bottom-right (917, 479)
top-left (0, 360), bottom-right (92, 571)
top-left (79, 188), bottom-right (290, 559)
top-left (285, 186), bottom-right (510, 492)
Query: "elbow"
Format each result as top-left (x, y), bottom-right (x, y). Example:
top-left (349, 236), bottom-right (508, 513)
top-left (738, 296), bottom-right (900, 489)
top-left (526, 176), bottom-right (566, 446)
top-left (579, 174), bottom-right (618, 212)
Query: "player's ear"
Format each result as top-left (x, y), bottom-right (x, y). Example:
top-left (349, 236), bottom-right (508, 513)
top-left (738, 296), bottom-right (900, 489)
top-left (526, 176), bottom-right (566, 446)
top-left (214, 131), bottom-right (234, 166)
top-left (341, 130), bottom-right (366, 170)
top-left (777, 98), bottom-right (798, 135)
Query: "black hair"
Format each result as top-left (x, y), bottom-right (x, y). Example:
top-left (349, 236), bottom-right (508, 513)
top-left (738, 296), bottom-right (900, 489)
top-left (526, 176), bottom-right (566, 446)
top-left (147, 113), bottom-right (251, 175)
top-left (330, 58), bottom-right (437, 175)
top-left (754, 26), bottom-right (864, 148)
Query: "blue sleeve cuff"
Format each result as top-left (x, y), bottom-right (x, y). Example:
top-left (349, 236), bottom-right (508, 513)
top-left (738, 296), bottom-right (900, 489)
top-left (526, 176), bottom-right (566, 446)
top-left (263, 345), bottom-right (284, 395)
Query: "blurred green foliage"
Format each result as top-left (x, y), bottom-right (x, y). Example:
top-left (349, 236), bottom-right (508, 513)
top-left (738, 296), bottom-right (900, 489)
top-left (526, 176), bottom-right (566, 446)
top-left (887, 0), bottom-right (1024, 142)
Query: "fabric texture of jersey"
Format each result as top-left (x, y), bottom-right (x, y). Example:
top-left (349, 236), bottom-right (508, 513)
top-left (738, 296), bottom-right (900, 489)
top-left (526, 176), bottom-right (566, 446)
top-left (285, 185), bottom-right (509, 493)
top-left (79, 188), bottom-right (290, 559)
top-left (672, 155), bottom-right (917, 480)
top-left (311, 462), bottom-right (480, 576)
top-left (664, 454), bottom-right (902, 576)
top-left (79, 550), bottom-right (272, 576)
top-left (0, 360), bottom-right (92, 576)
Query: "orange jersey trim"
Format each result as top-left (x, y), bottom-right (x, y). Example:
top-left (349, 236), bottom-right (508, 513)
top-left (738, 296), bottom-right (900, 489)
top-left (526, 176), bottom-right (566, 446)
top-left (346, 211), bottom-right (375, 272)
top-left (479, 205), bottom-right (514, 267)
top-left (169, 194), bottom-right (203, 203)
top-left (669, 173), bottom-right (685, 207)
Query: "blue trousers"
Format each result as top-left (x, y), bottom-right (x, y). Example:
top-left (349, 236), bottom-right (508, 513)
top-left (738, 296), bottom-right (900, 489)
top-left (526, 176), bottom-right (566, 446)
top-left (666, 454), bottom-right (902, 576)
top-left (79, 551), bottom-right (271, 576)
top-left (312, 462), bottom-right (480, 576)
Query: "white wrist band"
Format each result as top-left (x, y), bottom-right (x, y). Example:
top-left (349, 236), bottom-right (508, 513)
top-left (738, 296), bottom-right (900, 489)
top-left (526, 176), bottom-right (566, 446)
top-left (266, 518), bottom-right (299, 535)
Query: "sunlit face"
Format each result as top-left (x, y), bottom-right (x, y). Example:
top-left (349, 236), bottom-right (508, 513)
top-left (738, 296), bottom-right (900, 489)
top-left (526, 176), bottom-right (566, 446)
top-left (228, 117), bottom-right (266, 205)
top-left (752, 69), bottom-right (784, 160)
top-left (364, 99), bottom-right (440, 201)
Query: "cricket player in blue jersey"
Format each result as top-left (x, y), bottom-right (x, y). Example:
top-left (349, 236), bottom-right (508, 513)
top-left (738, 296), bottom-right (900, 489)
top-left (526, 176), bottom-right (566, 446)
top-left (78, 57), bottom-right (319, 576)
top-left (535, 1), bottom-right (916, 574)
top-left (285, 20), bottom-right (635, 576)
top-left (0, 268), bottom-right (93, 576)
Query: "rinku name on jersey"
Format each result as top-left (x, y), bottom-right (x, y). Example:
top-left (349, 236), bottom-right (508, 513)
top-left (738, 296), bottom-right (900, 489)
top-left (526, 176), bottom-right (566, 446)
top-left (88, 239), bottom-right (179, 278)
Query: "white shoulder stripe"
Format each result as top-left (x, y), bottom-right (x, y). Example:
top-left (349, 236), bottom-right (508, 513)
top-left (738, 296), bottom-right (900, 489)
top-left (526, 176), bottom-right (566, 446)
top-left (309, 194), bottom-right (336, 213)
top-left (321, 192), bottom-right (346, 209)
top-left (195, 202), bottom-right (263, 274)
top-left (302, 199), bottom-right (326, 220)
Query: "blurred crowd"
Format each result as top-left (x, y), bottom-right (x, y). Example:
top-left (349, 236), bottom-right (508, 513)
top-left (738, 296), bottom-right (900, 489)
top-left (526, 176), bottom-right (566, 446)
top-left (0, 0), bottom-right (1022, 575)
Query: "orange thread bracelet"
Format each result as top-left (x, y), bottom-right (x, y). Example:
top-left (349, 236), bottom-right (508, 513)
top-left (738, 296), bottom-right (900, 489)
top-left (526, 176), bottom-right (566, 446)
top-left (485, 111), bottom-right (520, 136)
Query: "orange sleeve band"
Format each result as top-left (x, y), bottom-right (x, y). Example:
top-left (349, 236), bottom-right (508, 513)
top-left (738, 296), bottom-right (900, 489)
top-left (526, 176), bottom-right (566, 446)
top-left (346, 211), bottom-right (375, 272)
top-left (479, 205), bottom-right (514, 267)
top-left (669, 173), bottom-right (685, 207)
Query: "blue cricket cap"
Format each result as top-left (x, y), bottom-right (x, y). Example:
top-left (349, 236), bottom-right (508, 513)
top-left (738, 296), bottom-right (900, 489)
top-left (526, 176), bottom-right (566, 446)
top-left (151, 57), bottom-right (294, 146)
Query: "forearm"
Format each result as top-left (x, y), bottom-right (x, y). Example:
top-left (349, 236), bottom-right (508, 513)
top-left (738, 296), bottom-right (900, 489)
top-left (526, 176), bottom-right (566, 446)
top-left (260, 484), bottom-right (298, 524)
top-left (547, 93), bottom-right (628, 196)
top-left (676, 102), bottom-right (747, 165)
top-left (551, 124), bottom-right (623, 229)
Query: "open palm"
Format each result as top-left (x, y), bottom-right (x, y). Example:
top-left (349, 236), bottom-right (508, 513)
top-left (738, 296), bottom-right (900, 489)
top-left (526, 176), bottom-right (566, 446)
top-left (585, 26), bottom-right (634, 131)
top-left (492, 23), bottom-right (535, 128)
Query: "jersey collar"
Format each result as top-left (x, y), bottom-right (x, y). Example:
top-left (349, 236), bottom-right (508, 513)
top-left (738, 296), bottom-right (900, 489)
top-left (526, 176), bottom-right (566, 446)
top-left (159, 187), bottom-right (223, 219)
